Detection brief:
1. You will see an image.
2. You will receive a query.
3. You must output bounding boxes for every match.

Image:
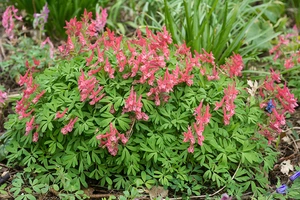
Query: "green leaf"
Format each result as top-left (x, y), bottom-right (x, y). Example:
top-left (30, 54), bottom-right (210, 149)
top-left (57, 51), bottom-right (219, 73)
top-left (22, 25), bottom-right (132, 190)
top-left (106, 176), bottom-right (113, 185)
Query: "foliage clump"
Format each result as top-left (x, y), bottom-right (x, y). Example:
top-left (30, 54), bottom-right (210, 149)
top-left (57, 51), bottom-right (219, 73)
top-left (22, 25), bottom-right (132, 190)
top-left (4, 9), bottom-right (298, 198)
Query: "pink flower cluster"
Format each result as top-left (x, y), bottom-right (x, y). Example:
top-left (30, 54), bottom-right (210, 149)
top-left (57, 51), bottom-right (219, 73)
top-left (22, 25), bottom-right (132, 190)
top-left (55, 108), bottom-right (68, 119)
top-left (41, 37), bottom-right (55, 58)
top-left (258, 69), bottom-right (298, 144)
top-left (61, 117), bottom-right (78, 135)
top-left (221, 53), bottom-right (244, 78)
top-left (214, 83), bottom-right (239, 125)
top-left (183, 101), bottom-right (211, 153)
top-left (96, 123), bottom-right (128, 156)
top-left (15, 60), bottom-right (48, 142)
top-left (16, 61), bottom-right (45, 119)
top-left (0, 90), bottom-right (7, 104)
top-left (123, 87), bottom-right (148, 120)
top-left (2, 5), bottom-right (22, 39)
top-left (78, 71), bottom-right (105, 105)
top-left (269, 26), bottom-right (300, 68)
top-left (59, 8), bottom-right (107, 55)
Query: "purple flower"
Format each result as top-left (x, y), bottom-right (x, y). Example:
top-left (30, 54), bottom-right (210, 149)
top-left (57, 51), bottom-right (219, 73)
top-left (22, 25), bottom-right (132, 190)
top-left (33, 3), bottom-right (49, 29)
top-left (290, 171), bottom-right (300, 182)
top-left (276, 184), bottom-right (288, 194)
top-left (265, 99), bottom-right (274, 113)
top-left (221, 193), bottom-right (232, 200)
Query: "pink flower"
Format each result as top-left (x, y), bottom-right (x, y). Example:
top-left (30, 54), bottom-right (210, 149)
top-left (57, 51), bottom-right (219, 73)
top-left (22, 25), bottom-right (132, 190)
top-left (25, 116), bottom-right (35, 135)
top-left (0, 90), bottom-right (7, 104)
top-left (41, 37), bottom-right (55, 58)
top-left (104, 58), bottom-right (115, 79)
top-left (2, 6), bottom-right (22, 39)
top-left (284, 57), bottom-right (294, 69)
top-left (96, 123), bottom-right (128, 156)
top-left (88, 66), bottom-right (102, 76)
top-left (86, 51), bottom-right (94, 66)
top-left (18, 71), bottom-right (29, 86)
top-left (32, 132), bottom-right (39, 142)
top-left (116, 51), bottom-right (127, 72)
top-left (275, 84), bottom-right (298, 113)
top-left (55, 108), bottom-right (68, 119)
top-left (270, 68), bottom-right (281, 83)
top-left (194, 122), bottom-right (205, 146)
top-left (258, 124), bottom-right (275, 145)
top-left (123, 87), bottom-right (148, 120)
top-left (207, 65), bottom-right (219, 81)
top-left (67, 36), bottom-right (74, 50)
top-left (195, 49), bottom-right (215, 65)
top-left (32, 90), bottom-right (46, 104)
top-left (183, 126), bottom-right (195, 153)
top-left (175, 43), bottom-right (190, 56)
top-left (64, 17), bottom-right (82, 36)
top-left (194, 101), bottom-right (211, 125)
top-left (61, 117), bottom-right (78, 135)
top-left (214, 83), bottom-right (239, 125)
top-left (222, 53), bottom-right (244, 78)
top-left (157, 70), bottom-right (177, 93)
top-left (89, 86), bottom-right (105, 105)
top-left (78, 71), bottom-right (97, 101)
top-left (93, 8), bottom-right (107, 32)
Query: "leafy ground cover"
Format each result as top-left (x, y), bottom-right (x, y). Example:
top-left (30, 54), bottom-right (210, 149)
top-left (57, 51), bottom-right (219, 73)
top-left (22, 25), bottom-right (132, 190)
top-left (0, 1), bottom-right (300, 200)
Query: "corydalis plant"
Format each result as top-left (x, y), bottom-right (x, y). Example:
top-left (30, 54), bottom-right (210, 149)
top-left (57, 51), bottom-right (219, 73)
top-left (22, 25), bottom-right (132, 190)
top-left (4, 8), bottom-right (288, 197)
top-left (13, 7), bottom-right (296, 156)
top-left (10, 9), bottom-right (248, 155)
top-left (33, 3), bottom-right (49, 30)
top-left (2, 5), bottom-right (22, 39)
top-left (257, 68), bottom-right (298, 144)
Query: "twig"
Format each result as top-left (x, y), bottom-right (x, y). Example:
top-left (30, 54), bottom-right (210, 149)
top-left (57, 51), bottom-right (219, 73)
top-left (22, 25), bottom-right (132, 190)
top-left (0, 163), bottom-right (12, 169)
top-left (285, 127), bottom-right (300, 131)
top-left (126, 118), bottom-right (136, 138)
top-left (286, 132), bottom-right (299, 153)
top-left (168, 161), bottom-right (242, 200)
top-left (49, 188), bottom-right (59, 197)
top-left (89, 193), bottom-right (120, 198)
top-left (0, 39), bottom-right (6, 61)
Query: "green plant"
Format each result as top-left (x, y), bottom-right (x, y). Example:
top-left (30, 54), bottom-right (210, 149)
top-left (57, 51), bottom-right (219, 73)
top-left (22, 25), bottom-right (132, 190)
top-left (7, 171), bottom-right (88, 200)
top-left (246, 27), bottom-right (300, 100)
top-left (163, 0), bottom-right (281, 65)
top-left (9, 172), bottom-right (49, 200)
top-left (0, 183), bottom-right (8, 196)
top-left (119, 187), bottom-right (143, 200)
top-left (3, 10), bottom-right (297, 198)
top-left (8, 0), bottom-right (110, 39)
top-left (267, 168), bottom-right (300, 199)
top-left (0, 37), bottom-right (54, 80)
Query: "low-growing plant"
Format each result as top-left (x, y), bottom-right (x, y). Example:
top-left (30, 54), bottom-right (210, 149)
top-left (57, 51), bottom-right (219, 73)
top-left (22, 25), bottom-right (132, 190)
top-left (246, 26), bottom-right (300, 100)
top-left (268, 168), bottom-right (300, 199)
top-left (0, 37), bottom-right (54, 80)
top-left (3, 10), bottom-right (298, 198)
top-left (1, 5), bottom-right (54, 82)
top-left (7, 0), bottom-right (110, 39)
top-left (7, 171), bottom-right (88, 200)
top-left (269, 27), bottom-right (300, 100)
top-left (9, 172), bottom-right (49, 200)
